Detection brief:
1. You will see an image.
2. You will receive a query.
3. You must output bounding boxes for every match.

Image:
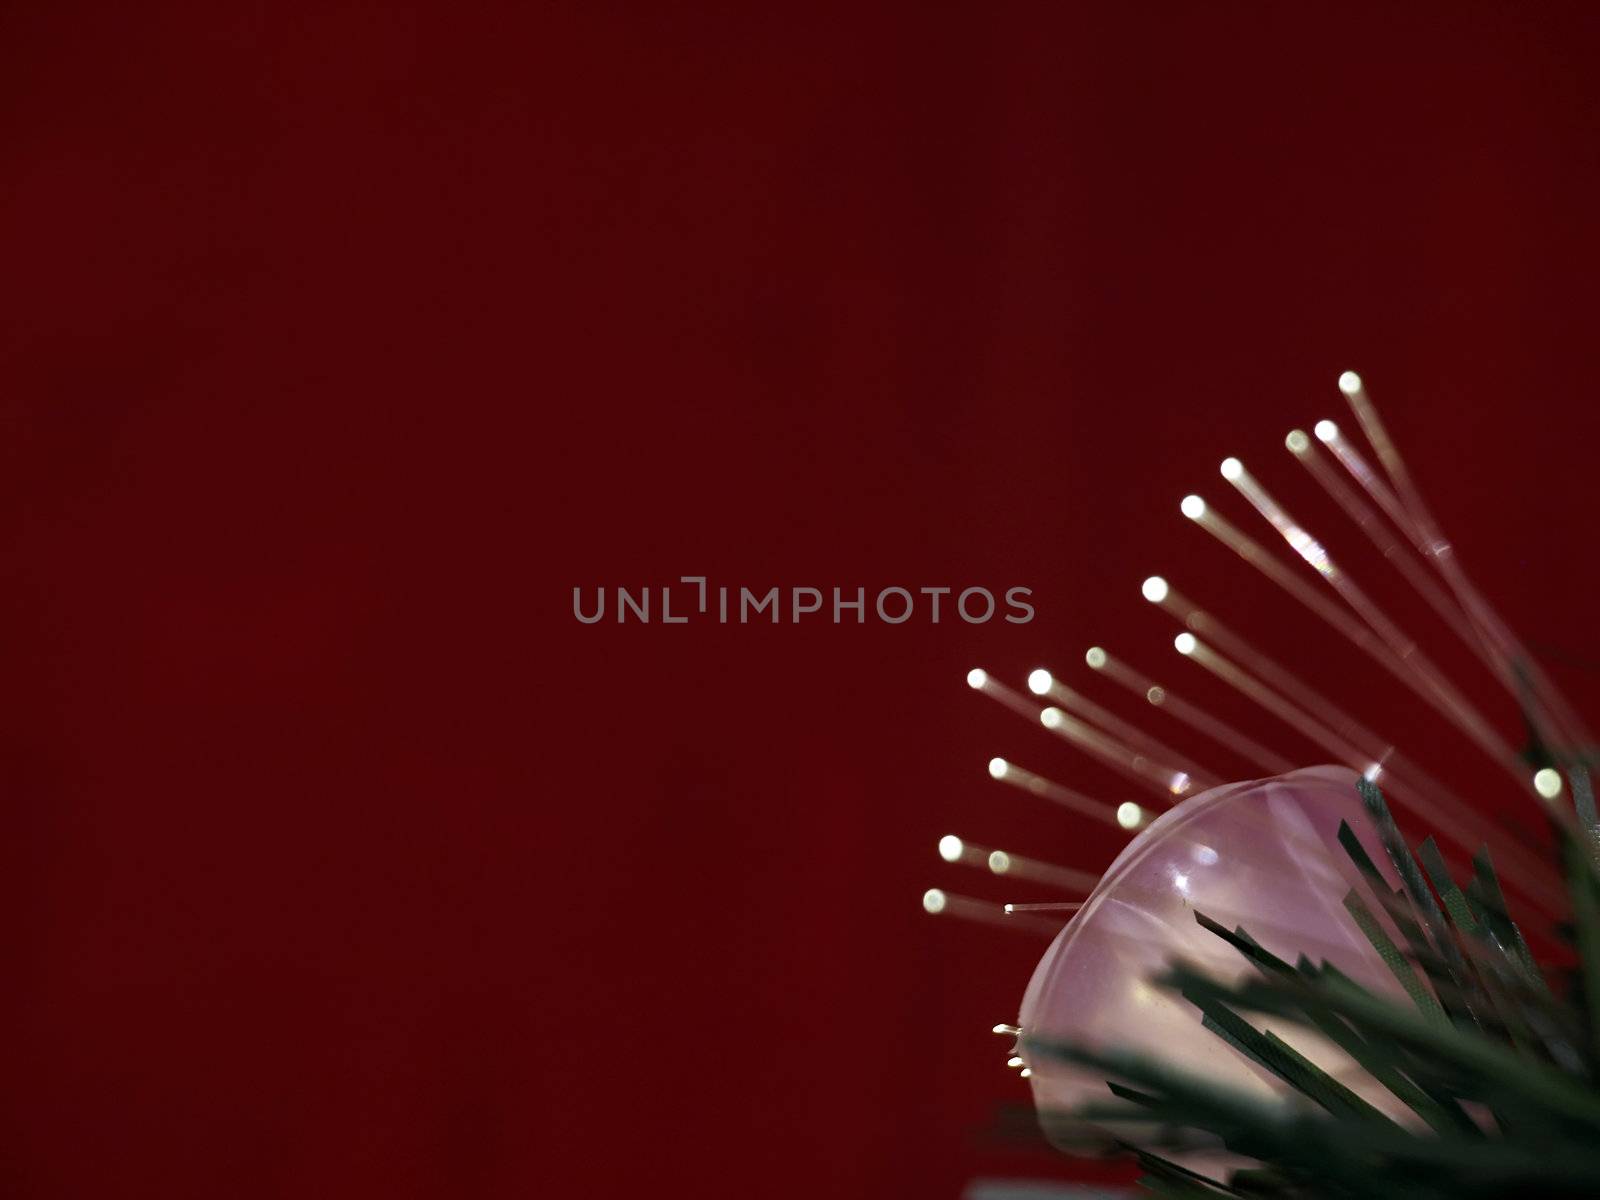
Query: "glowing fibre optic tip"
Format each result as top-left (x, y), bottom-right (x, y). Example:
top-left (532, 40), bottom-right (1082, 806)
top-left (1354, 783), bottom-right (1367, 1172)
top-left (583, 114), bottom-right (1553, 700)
top-left (1363, 763), bottom-right (1384, 782)
top-left (1338, 370), bottom-right (1363, 396)
top-left (1219, 457), bottom-right (1243, 481)
top-left (1314, 419), bottom-right (1339, 442)
top-left (1027, 668), bottom-right (1053, 695)
top-left (966, 668), bottom-right (988, 689)
top-left (922, 888), bottom-right (947, 914)
top-left (1285, 429), bottom-right (1310, 453)
top-left (1141, 576), bottom-right (1169, 603)
top-left (1534, 768), bottom-right (1563, 799)
top-left (938, 835), bottom-right (965, 862)
top-left (1174, 632), bottom-right (1198, 655)
top-left (987, 850), bottom-right (1011, 874)
top-left (1040, 707), bottom-right (1064, 729)
top-left (1085, 646), bottom-right (1107, 669)
top-left (1180, 494), bottom-right (1206, 519)
top-left (987, 757), bottom-right (1010, 780)
top-left (1116, 802), bottom-right (1144, 830)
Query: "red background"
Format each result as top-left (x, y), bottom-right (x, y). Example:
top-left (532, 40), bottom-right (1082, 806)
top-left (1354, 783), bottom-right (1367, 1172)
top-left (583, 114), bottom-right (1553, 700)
top-left (7, 4), bottom-right (1600, 1197)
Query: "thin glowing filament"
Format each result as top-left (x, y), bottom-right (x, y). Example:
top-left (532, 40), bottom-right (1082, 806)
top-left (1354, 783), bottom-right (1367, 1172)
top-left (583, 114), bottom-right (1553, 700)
top-left (1173, 634), bottom-right (1563, 913)
top-left (1186, 498), bottom-right (1408, 666)
top-left (1292, 426), bottom-right (1593, 813)
top-left (1184, 497), bottom-right (1523, 786)
top-left (1337, 381), bottom-right (1594, 762)
top-left (1086, 646), bottom-right (1295, 775)
top-left (1287, 430), bottom-right (1483, 657)
top-left (1330, 381), bottom-right (1554, 725)
top-left (938, 834), bottom-right (1100, 892)
top-left (1220, 460), bottom-right (1525, 792)
top-left (986, 757), bottom-right (1140, 830)
top-left (1319, 417), bottom-right (1589, 763)
top-left (966, 670), bottom-right (1047, 722)
top-left (1340, 373), bottom-right (1434, 547)
top-left (920, 888), bottom-right (1060, 935)
top-left (1176, 634), bottom-right (1375, 774)
top-left (1038, 704), bottom-right (1195, 803)
top-left (1146, 578), bottom-right (1393, 759)
top-left (1147, 580), bottom-right (1561, 904)
top-left (1030, 670), bottom-right (1218, 788)
top-left (1315, 419), bottom-right (1418, 544)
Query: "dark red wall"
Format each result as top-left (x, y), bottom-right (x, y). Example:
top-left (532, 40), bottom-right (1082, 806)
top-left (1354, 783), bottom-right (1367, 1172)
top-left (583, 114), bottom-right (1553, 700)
top-left (6, 4), bottom-right (1600, 1197)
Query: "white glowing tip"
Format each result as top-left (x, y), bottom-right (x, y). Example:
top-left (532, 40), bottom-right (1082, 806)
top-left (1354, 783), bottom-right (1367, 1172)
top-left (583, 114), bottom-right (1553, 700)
top-left (966, 668), bottom-right (988, 689)
top-left (1285, 429), bottom-right (1310, 453)
top-left (987, 757), bottom-right (1009, 780)
top-left (1174, 632), bottom-right (1197, 655)
top-left (1534, 768), bottom-right (1563, 799)
top-left (1026, 668), bottom-right (1053, 695)
top-left (1180, 494), bottom-right (1206, 520)
top-left (1363, 763), bottom-right (1384, 783)
top-left (1338, 370), bottom-right (1363, 396)
top-left (922, 888), bottom-right (947, 915)
top-left (987, 850), bottom-right (1011, 874)
top-left (1141, 576), bottom-right (1169, 604)
top-left (1085, 646), bottom-right (1107, 670)
top-left (1219, 457), bottom-right (1243, 481)
top-left (1040, 707), bottom-right (1063, 729)
top-left (938, 835), bottom-right (965, 862)
top-left (1314, 419), bottom-right (1339, 442)
top-left (1117, 802), bottom-right (1143, 830)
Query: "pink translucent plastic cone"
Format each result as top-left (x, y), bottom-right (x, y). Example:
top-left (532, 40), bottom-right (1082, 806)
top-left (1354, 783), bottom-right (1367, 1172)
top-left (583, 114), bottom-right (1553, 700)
top-left (1017, 765), bottom-right (1407, 1156)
